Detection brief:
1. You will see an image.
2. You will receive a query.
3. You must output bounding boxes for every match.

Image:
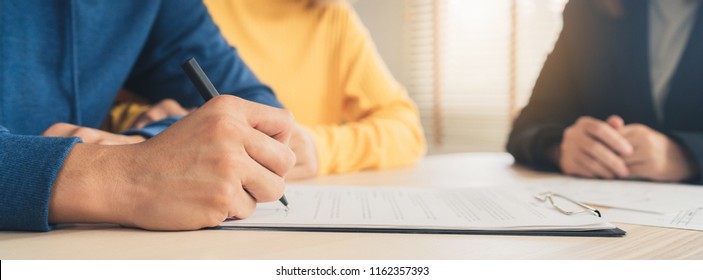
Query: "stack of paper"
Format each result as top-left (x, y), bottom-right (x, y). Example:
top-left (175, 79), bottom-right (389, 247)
top-left (220, 185), bottom-right (624, 237)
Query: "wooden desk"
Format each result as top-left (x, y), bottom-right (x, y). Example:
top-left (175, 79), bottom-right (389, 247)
top-left (1, 153), bottom-right (701, 259)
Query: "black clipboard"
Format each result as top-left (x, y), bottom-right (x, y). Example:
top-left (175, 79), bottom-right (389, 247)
top-left (214, 225), bottom-right (626, 237)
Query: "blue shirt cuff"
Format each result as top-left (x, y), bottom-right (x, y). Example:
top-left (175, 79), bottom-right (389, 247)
top-left (0, 131), bottom-right (81, 231)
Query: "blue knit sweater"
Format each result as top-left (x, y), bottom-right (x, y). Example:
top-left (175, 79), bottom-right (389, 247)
top-left (0, 0), bottom-right (282, 231)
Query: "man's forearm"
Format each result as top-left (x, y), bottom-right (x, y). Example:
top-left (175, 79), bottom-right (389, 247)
top-left (48, 143), bottom-right (132, 226)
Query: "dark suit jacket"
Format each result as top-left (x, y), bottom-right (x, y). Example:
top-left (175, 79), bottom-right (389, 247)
top-left (507, 0), bottom-right (703, 184)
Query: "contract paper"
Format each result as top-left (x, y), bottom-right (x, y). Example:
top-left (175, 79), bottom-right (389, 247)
top-left (604, 207), bottom-right (703, 231)
top-left (528, 178), bottom-right (703, 214)
top-left (220, 185), bottom-right (616, 232)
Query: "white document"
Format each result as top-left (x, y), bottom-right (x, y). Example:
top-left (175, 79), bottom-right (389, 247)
top-left (528, 178), bottom-right (703, 214)
top-left (604, 207), bottom-right (703, 231)
top-left (220, 185), bottom-right (616, 233)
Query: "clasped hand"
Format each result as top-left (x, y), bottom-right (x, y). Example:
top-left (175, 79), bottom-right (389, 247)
top-left (556, 115), bottom-right (696, 182)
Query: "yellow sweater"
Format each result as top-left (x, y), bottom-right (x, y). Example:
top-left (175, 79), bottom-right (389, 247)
top-left (204, 0), bottom-right (426, 175)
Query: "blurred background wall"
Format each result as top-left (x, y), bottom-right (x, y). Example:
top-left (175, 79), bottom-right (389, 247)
top-left (353, 0), bottom-right (567, 154)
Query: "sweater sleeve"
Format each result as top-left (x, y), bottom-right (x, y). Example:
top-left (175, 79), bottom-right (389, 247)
top-left (123, 0), bottom-right (282, 109)
top-left (0, 126), bottom-right (81, 231)
top-left (309, 6), bottom-right (426, 175)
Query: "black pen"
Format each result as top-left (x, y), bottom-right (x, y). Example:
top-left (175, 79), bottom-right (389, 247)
top-left (181, 57), bottom-right (289, 210)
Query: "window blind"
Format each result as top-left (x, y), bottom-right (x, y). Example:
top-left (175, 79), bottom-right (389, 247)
top-left (404, 0), bottom-right (566, 154)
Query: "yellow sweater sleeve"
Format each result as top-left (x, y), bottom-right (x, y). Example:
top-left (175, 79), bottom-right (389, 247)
top-left (310, 7), bottom-right (426, 175)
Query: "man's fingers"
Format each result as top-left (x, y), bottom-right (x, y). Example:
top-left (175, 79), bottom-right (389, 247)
top-left (607, 115), bottom-right (625, 130)
top-left (239, 155), bottom-right (286, 203)
top-left (623, 151), bottom-right (647, 165)
top-left (574, 150), bottom-right (617, 179)
top-left (212, 96), bottom-right (294, 145)
top-left (250, 108), bottom-right (294, 145)
top-left (42, 122), bottom-right (79, 137)
top-left (243, 128), bottom-right (296, 177)
top-left (43, 123), bottom-right (143, 145)
top-left (581, 117), bottom-right (633, 156)
top-left (627, 163), bottom-right (652, 180)
top-left (562, 156), bottom-right (596, 178)
top-left (227, 184), bottom-right (257, 220)
top-left (619, 124), bottom-right (653, 166)
top-left (95, 135), bottom-right (145, 145)
top-left (578, 136), bottom-right (629, 177)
